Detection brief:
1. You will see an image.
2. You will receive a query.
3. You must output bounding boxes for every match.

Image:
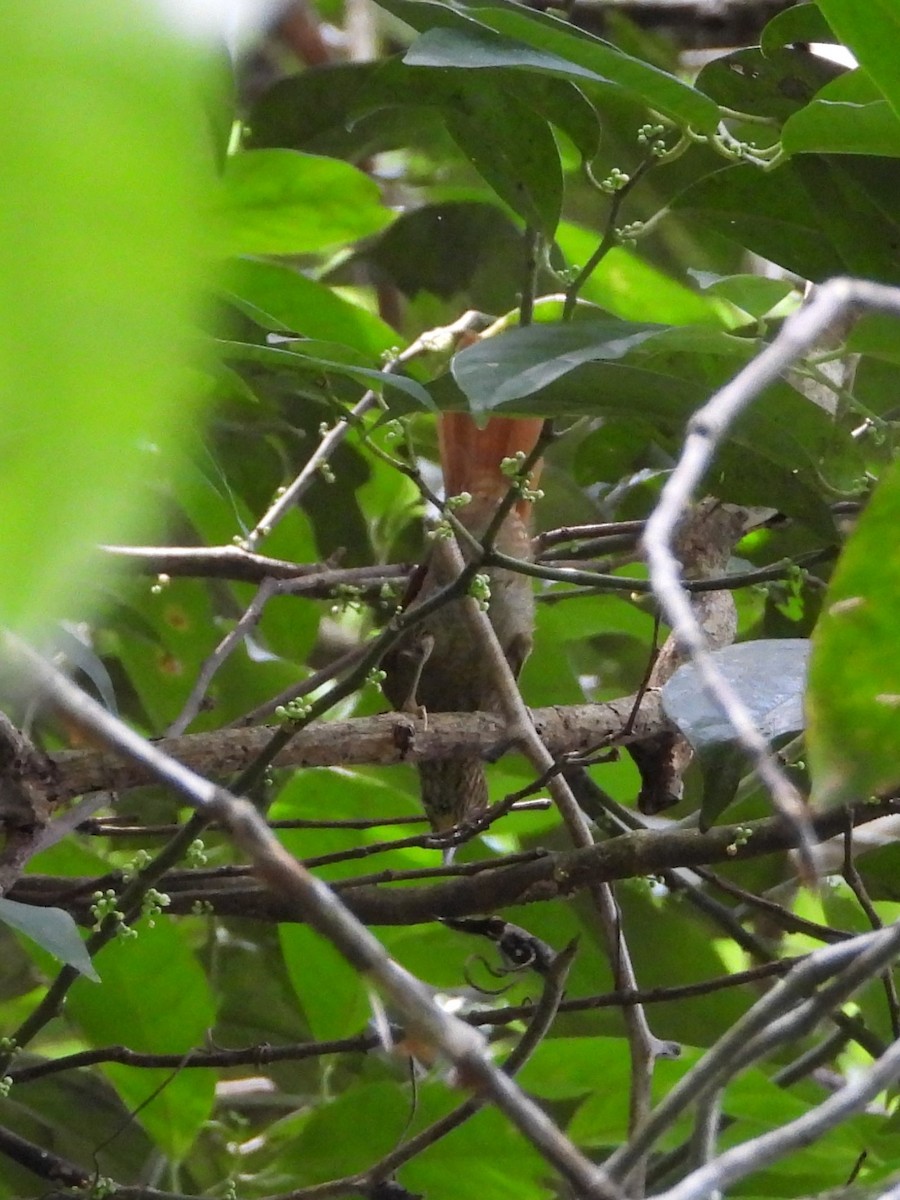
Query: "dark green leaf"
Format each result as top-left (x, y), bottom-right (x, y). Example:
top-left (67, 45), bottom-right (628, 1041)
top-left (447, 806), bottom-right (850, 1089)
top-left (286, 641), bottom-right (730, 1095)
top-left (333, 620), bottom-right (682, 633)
top-left (672, 157), bottom-right (900, 285)
top-left (807, 457), bottom-right (900, 805)
top-left (404, 23), bottom-right (609, 85)
top-left (245, 61), bottom-right (445, 159)
top-left (696, 46), bottom-right (842, 122)
top-left (350, 200), bottom-right (528, 309)
top-left (443, 87), bottom-right (563, 236)
top-left (451, 319), bottom-right (662, 408)
top-left (470, 1), bottom-right (721, 130)
top-left (217, 339), bottom-right (433, 407)
top-left (760, 2), bottom-right (839, 55)
top-left (439, 322), bottom-right (854, 531)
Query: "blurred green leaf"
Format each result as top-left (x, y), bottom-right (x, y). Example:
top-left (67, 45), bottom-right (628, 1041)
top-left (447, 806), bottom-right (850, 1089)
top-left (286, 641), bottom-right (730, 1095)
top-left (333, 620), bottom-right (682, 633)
top-left (0, 0), bottom-right (210, 631)
top-left (808, 457), bottom-right (900, 805)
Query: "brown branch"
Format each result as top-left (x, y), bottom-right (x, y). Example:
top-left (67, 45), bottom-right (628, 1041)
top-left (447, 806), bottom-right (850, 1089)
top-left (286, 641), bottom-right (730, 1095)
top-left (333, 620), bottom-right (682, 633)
top-left (13, 800), bottom-right (897, 928)
top-left (48, 693), bottom-right (666, 801)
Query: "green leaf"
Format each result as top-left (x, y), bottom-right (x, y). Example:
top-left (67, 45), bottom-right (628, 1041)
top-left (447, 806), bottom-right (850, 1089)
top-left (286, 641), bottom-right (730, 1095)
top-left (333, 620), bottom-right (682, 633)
top-left (217, 339), bottom-right (433, 407)
top-left (404, 23), bottom-right (608, 84)
top-left (470, 2), bottom-right (720, 130)
top-left (439, 321), bottom-right (856, 532)
top-left (807, 457), bottom-right (900, 805)
top-left (0, 0), bottom-right (210, 631)
top-left (355, 200), bottom-right (528, 311)
top-left (68, 919), bottom-right (216, 1160)
top-left (672, 157), bottom-right (900, 285)
top-left (223, 258), bottom-right (400, 357)
top-left (245, 60), bottom-right (440, 160)
top-left (556, 227), bottom-right (732, 326)
top-left (442, 85), bottom-right (563, 236)
top-left (374, 0), bottom-right (718, 128)
top-left (0, 898), bottom-right (99, 982)
top-left (451, 319), bottom-right (662, 408)
top-left (760, 2), bottom-right (838, 55)
top-left (816, 0), bottom-right (900, 121)
top-left (692, 272), bottom-right (800, 322)
top-left (213, 149), bottom-right (392, 256)
top-left (782, 71), bottom-right (900, 157)
top-left (696, 46), bottom-right (841, 122)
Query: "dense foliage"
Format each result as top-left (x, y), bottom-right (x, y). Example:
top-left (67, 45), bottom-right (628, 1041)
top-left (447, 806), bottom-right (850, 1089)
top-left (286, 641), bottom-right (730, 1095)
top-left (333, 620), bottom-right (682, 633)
top-left (2, 1), bottom-right (900, 1197)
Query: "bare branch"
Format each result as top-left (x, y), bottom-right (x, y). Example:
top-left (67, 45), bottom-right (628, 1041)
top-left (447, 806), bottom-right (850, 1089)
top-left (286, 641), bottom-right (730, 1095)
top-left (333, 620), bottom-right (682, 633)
top-left (643, 278), bottom-right (900, 873)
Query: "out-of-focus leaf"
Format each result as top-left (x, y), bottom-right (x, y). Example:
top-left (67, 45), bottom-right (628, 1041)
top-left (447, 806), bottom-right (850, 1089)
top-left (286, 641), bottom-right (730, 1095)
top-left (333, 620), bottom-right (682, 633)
top-left (245, 60), bottom-right (444, 159)
top-left (0, 899), bottom-right (99, 982)
top-left (68, 920), bottom-right (215, 1160)
top-left (691, 272), bottom-right (800, 321)
top-left (662, 639), bottom-right (811, 750)
top-left (807, 458), bottom-right (900, 805)
top-left (213, 149), bottom-right (392, 256)
top-left (0, 0), bottom-right (210, 631)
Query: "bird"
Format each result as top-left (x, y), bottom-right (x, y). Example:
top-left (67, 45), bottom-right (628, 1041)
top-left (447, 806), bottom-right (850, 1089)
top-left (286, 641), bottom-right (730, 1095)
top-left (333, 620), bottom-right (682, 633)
top-left (381, 411), bottom-right (544, 834)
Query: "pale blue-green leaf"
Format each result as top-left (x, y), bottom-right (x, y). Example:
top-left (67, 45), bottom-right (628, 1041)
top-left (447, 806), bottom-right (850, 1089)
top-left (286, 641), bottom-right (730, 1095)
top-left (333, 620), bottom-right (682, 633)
top-left (662, 639), bottom-right (810, 750)
top-left (0, 898), bottom-right (99, 982)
